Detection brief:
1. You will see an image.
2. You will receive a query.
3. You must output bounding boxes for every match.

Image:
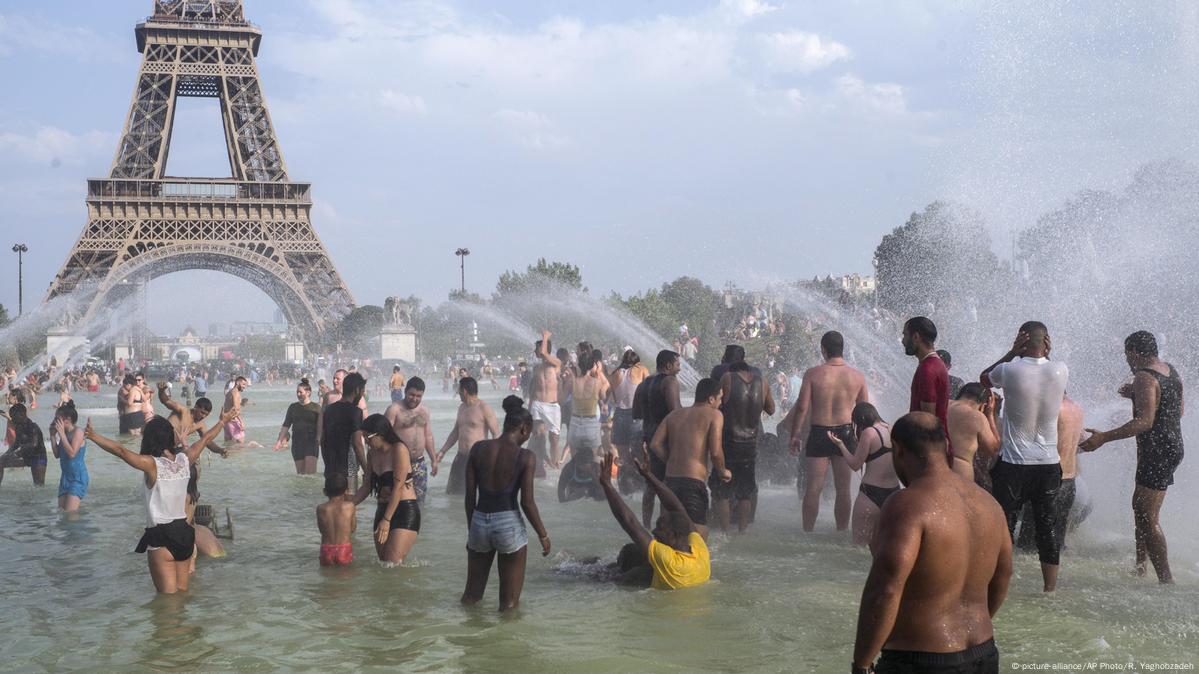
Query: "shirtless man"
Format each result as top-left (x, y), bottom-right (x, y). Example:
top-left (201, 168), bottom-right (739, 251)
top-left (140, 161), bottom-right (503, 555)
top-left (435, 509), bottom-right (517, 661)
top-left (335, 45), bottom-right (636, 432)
top-left (220, 376), bottom-right (260, 448)
top-left (528, 331), bottom-right (563, 474)
top-left (787, 331), bottom-right (870, 532)
top-left (650, 377), bottom-right (730, 540)
top-left (633, 350), bottom-right (682, 527)
top-left (946, 383), bottom-right (1000, 482)
top-left (388, 366), bottom-right (406, 405)
top-left (853, 412), bottom-right (1012, 674)
top-left (156, 382), bottom-right (227, 457)
top-left (385, 377), bottom-right (438, 504)
top-left (436, 377), bottom-right (498, 495)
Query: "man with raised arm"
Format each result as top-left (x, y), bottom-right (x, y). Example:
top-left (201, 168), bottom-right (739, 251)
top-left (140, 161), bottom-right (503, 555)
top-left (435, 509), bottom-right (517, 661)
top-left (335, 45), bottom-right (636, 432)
top-left (598, 453), bottom-right (710, 591)
top-left (436, 376), bottom-right (498, 495)
top-left (786, 331), bottom-right (870, 532)
top-left (853, 412), bottom-right (1011, 674)
top-left (529, 330), bottom-right (563, 474)
top-left (157, 382), bottom-right (227, 457)
top-left (650, 377), bottom-right (730, 540)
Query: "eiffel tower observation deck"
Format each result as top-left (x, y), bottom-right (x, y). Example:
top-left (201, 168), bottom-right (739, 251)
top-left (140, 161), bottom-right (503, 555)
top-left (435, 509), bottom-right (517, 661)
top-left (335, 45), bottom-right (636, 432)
top-left (46, 0), bottom-right (355, 344)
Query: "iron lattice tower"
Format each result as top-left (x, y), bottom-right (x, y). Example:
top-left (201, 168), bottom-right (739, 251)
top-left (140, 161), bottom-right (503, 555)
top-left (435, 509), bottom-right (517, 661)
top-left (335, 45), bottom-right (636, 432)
top-left (46, 0), bottom-right (355, 342)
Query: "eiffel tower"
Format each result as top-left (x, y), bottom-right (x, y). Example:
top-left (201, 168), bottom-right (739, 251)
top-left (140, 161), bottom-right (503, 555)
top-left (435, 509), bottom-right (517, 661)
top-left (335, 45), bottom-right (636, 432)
top-left (46, 0), bottom-right (354, 344)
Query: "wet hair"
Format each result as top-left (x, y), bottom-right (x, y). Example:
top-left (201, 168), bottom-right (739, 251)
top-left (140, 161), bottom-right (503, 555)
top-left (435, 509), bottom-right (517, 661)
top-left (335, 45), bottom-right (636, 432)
top-left (851, 402), bottom-right (881, 433)
top-left (324, 473), bottom-right (348, 498)
top-left (904, 316), bottom-right (938, 345)
top-left (459, 376), bottom-right (478, 396)
top-left (591, 349), bottom-right (604, 368)
top-left (721, 345), bottom-right (745, 364)
top-left (956, 382), bottom-right (988, 403)
top-left (502, 395), bottom-right (534, 433)
top-left (393, 365), bottom-right (401, 372)
top-left (577, 351), bottom-right (595, 373)
top-left (123, 374), bottom-right (137, 386)
top-left (55, 401), bottom-right (78, 424)
top-left (406, 377), bottom-right (426, 393)
top-left (9, 388), bottom-right (25, 404)
top-left (576, 341), bottom-right (593, 355)
top-left (656, 350), bottom-right (679, 372)
top-left (9, 402), bottom-right (27, 421)
top-left (298, 379), bottom-right (312, 392)
top-left (362, 413), bottom-right (402, 444)
top-left (820, 331), bottom-right (845, 358)
top-left (730, 361), bottom-right (751, 373)
top-left (1125, 330), bottom-right (1158, 358)
top-left (556, 348), bottom-right (570, 363)
top-left (140, 417), bottom-right (176, 458)
top-left (936, 349), bottom-right (952, 368)
top-left (694, 377), bottom-right (720, 403)
top-left (1019, 321), bottom-right (1049, 350)
top-left (891, 412), bottom-right (947, 459)
top-left (342, 372), bottom-right (366, 397)
top-left (619, 349), bottom-right (641, 369)
top-left (195, 397), bottom-right (213, 413)
top-left (236, 376), bottom-right (248, 384)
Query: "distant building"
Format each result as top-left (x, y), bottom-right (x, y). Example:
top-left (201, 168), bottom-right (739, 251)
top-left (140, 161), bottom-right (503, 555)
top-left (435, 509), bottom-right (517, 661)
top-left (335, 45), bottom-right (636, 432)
top-left (807, 273), bottom-right (876, 296)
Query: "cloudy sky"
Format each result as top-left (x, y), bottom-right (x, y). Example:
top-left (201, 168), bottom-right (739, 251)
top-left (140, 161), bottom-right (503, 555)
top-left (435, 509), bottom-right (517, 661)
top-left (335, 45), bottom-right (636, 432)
top-left (2, 0), bottom-right (1197, 333)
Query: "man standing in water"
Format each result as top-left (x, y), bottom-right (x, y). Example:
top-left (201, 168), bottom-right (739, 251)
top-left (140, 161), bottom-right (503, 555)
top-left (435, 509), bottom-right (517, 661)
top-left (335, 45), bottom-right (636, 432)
top-left (714, 361), bottom-right (775, 533)
top-left (321, 372), bottom-right (368, 480)
top-left (389, 366), bottom-right (406, 405)
top-left (981, 322), bottom-right (1068, 592)
top-left (156, 383), bottom-right (227, 457)
top-left (787, 331), bottom-right (869, 532)
top-left (945, 383), bottom-right (1000, 482)
top-left (436, 377), bottom-right (498, 495)
top-left (633, 350), bottom-right (682, 527)
top-left (318, 369), bottom-right (369, 489)
top-left (386, 377), bottom-right (438, 504)
top-left (221, 376), bottom-right (250, 445)
top-left (853, 412), bottom-right (1011, 674)
top-left (1080, 331), bottom-right (1182, 584)
top-left (529, 331), bottom-right (563, 475)
top-left (650, 377), bottom-right (730, 539)
top-left (903, 317), bottom-right (950, 438)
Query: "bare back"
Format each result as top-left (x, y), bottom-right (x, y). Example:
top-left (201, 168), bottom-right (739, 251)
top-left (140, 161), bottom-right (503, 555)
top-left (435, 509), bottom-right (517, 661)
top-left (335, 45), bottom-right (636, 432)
top-left (946, 401), bottom-right (985, 475)
top-left (316, 500), bottom-right (356, 545)
top-left (873, 476), bottom-right (1009, 652)
top-left (659, 406), bottom-right (722, 481)
top-left (804, 363), bottom-right (867, 426)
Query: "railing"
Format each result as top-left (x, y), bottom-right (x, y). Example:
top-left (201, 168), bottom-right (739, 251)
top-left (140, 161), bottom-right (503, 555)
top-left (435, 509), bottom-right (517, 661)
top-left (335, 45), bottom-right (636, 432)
top-left (88, 178), bottom-right (311, 203)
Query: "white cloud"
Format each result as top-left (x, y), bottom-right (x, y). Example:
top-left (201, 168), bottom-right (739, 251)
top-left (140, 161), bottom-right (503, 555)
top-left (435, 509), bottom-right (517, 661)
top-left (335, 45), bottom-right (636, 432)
top-left (0, 13), bottom-right (120, 61)
top-left (835, 74), bottom-right (907, 115)
top-left (719, 0), bottom-right (781, 20)
top-left (493, 109), bottom-right (569, 150)
top-left (0, 126), bottom-right (113, 166)
top-left (378, 90), bottom-right (428, 115)
top-left (760, 31), bottom-right (851, 74)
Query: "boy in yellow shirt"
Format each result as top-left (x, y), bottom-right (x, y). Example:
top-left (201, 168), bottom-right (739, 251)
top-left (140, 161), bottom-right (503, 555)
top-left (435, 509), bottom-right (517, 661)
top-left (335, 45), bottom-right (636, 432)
top-left (598, 454), bottom-right (709, 590)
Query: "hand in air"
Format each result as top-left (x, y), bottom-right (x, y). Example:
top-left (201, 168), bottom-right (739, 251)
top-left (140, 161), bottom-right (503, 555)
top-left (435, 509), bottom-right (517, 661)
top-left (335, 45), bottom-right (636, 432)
top-left (220, 408), bottom-right (238, 424)
top-left (1078, 429), bottom-right (1105, 453)
top-left (157, 382), bottom-right (169, 392)
top-left (600, 453), bottom-right (616, 484)
top-left (83, 418), bottom-right (96, 440)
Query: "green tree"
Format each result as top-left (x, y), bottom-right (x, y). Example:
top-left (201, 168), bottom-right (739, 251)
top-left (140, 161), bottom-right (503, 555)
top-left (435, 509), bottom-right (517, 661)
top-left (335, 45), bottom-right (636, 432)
top-left (336, 305), bottom-right (387, 352)
top-left (495, 258), bottom-right (585, 299)
top-left (0, 303), bottom-right (9, 329)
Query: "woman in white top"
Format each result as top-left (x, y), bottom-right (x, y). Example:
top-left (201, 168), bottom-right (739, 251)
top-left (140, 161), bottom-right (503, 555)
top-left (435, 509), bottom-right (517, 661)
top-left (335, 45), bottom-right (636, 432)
top-left (86, 410), bottom-right (231, 593)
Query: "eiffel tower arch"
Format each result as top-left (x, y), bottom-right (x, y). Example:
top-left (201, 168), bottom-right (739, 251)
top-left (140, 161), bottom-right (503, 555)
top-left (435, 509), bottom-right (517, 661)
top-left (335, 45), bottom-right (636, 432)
top-left (46, 0), bottom-right (354, 344)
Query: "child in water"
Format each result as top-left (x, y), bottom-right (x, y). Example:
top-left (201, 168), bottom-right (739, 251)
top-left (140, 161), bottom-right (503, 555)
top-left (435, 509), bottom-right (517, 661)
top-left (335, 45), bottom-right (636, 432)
top-left (317, 473), bottom-right (356, 566)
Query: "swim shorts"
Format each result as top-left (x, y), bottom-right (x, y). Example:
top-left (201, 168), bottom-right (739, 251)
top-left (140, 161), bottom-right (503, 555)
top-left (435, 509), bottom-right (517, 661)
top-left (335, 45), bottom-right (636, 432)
top-left (120, 412), bottom-right (145, 434)
top-left (611, 408), bottom-right (641, 446)
top-left (806, 424), bottom-right (854, 459)
top-left (223, 417), bottom-right (245, 443)
top-left (529, 401), bottom-right (562, 436)
top-left (1136, 446), bottom-right (1183, 491)
top-left (467, 509), bottom-right (528, 555)
top-left (664, 476), bottom-right (709, 525)
top-left (291, 440), bottom-right (318, 462)
top-left (710, 442), bottom-right (756, 502)
top-left (319, 542), bottom-right (353, 566)
top-left (876, 638), bottom-right (998, 674)
top-left (374, 499), bottom-right (421, 533)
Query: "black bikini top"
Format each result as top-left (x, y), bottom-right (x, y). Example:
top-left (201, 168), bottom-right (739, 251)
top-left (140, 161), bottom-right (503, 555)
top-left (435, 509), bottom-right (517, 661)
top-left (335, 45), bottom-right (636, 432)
top-left (866, 427), bottom-right (893, 463)
top-left (371, 470), bottom-right (413, 497)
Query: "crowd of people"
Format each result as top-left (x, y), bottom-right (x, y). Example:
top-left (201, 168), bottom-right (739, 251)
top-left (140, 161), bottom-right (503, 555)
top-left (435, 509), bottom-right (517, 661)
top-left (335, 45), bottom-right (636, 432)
top-left (0, 316), bottom-right (1185, 673)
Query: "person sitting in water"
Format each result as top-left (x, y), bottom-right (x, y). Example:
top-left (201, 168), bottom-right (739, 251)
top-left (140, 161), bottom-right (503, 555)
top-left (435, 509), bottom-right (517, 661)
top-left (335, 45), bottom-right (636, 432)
top-left (50, 402), bottom-right (87, 513)
top-left (85, 410), bottom-right (232, 593)
top-left (852, 412), bottom-right (1012, 674)
top-left (354, 414), bottom-right (420, 565)
top-left (826, 402), bottom-right (903, 546)
top-left (0, 403), bottom-right (47, 489)
top-left (650, 377), bottom-right (730, 540)
top-left (317, 473), bottom-right (356, 566)
top-left (597, 453), bottom-right (710, 591)
top-left (462, 396), bottom-right (551, 612)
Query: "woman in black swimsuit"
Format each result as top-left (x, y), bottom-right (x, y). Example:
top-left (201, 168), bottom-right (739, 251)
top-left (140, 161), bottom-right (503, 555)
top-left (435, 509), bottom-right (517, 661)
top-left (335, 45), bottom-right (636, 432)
top-left (827, 402), bottom-right (902, 546)
top-left (355, 414), bottom-right (420, 564)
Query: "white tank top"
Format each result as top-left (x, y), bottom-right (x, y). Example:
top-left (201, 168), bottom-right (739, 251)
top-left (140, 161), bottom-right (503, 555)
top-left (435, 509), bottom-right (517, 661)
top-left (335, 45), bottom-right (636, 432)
top-left (145, 453), bottom-right (190, 526)
top-left (614, 367), bottom-right (639, 410)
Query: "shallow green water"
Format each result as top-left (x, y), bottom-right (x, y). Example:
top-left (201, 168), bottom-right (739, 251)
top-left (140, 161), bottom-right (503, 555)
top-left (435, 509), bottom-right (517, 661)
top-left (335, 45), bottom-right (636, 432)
top-left (1, 385), bottom-right (1196, 672)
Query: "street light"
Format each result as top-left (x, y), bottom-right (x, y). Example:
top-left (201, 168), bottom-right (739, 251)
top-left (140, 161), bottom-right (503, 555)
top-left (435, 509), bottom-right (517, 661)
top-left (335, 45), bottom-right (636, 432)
top-left (454, 248), bottom-right (470, 294)
top-left (11, 243), bottom-right (28, 316)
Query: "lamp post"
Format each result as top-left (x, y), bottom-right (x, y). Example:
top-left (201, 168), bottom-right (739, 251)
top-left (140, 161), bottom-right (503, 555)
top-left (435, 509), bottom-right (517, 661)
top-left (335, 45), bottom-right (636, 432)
top-left (454, 248), bottom-right (470, 294)
top-left (11, 243), bottom-right (27, 316)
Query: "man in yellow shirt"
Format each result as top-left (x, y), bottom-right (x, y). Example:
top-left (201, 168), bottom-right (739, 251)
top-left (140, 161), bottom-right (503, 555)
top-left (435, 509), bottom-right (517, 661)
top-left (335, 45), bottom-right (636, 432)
top-left (598, 453), bottom-right (710, 590)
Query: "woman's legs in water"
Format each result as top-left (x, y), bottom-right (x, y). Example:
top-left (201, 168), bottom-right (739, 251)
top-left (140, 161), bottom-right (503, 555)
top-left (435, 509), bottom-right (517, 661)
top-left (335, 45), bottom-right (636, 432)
top-left (851, 493), bottom-right (880, 547)
top-left (381, 529), bottom-right (418, 564)
top-left (496, 546), bottom-right (529, 612)
top-left (304, 456), bottom-right (318, 474)
top-left (194, 525), bottom-right (225, 558)
top-left (148, 548), bottom-right (187, 593)
top-left (1132, 485), bottom-right (1172, 583)
top-left (59, 494), bottom-right (81, 512)
top-left (831, 458), bottom-right (853, 531)
top-left (462, 549), bottom-right (496, 605)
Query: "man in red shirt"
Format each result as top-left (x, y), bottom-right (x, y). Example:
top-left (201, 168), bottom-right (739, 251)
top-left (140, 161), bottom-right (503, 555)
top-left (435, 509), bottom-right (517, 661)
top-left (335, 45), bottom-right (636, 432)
top-left (903, 317), bottom-right (950, 440)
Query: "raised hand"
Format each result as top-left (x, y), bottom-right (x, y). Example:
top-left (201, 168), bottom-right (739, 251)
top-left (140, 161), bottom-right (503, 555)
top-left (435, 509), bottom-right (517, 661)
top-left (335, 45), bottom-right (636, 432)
top-left (600, 453), bottom-right (616, 484)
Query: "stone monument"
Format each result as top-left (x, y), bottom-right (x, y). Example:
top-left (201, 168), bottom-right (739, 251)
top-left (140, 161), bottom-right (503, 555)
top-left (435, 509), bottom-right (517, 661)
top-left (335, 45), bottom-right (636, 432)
top-left (379, 296), bottom-right (417, 363)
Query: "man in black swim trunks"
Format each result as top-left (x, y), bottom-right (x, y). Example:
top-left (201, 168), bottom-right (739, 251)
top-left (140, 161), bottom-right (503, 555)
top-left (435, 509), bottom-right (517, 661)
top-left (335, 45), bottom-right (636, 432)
top-left (1080, 330), bottom-right (1184, 584)
top-left (714, 361), bottom-right (775, 533)
top-left (649, 377), bottom-right (730, 540)
top-left (786, 331), bottom-right (870, 532)
top-left (633, 350), bottom-right (682, 528)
